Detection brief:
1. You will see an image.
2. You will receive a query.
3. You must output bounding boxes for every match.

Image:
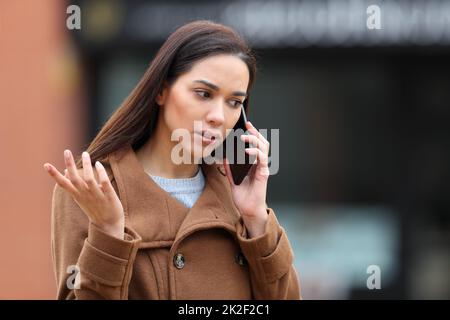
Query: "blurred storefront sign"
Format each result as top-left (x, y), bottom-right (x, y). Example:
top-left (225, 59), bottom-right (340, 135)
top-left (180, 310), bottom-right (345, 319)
top-left (73, 0), bottom-right (450, 48)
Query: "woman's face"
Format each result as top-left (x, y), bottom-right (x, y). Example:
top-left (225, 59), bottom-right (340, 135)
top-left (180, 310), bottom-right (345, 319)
top-left (156, 54), bottom-right (250, 162)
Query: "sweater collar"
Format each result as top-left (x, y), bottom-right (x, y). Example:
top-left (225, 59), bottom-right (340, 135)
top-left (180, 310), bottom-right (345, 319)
top-left (108, 143), bottom-right (241, 249)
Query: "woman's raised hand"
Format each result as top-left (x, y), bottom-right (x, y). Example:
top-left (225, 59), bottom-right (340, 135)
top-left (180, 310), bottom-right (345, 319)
top-left (43, 150), bottom-right (125, 239)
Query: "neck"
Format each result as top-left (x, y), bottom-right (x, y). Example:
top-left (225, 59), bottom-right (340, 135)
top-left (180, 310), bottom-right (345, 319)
top-left (136, 122), bottom-right (199, 179)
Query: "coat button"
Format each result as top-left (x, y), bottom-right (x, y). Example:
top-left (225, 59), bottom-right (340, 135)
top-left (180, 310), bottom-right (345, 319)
top-left (235, 252), bottom-right (247, 266)
top-left (173, 253), bottom-right (185, 269)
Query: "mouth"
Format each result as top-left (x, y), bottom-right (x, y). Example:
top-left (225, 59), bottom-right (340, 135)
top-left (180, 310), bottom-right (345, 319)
top-left (194, 130), bottom-right (221, 145)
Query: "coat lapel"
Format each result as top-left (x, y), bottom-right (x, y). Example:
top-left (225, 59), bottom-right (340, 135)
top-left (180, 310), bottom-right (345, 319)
top-left (108, 144), bottom-right (242, 249)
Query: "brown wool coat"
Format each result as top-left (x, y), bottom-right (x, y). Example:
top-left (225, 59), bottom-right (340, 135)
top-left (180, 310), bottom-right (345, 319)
top-left (51, 143), bottom-right (302, 299)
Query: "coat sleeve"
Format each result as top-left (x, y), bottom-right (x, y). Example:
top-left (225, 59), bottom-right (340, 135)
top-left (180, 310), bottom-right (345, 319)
top-left (50, 183), bottom-right (142, 300)
top-left (235, 207), bottom-right (302, 300)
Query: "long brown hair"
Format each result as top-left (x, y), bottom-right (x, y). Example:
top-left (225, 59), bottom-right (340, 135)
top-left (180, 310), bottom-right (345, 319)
top-left (75, 20), bottom-right (258, 168)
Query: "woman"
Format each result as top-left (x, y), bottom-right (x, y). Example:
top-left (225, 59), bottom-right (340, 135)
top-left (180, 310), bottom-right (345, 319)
top-left (44, 20), bottom-right (301, 300)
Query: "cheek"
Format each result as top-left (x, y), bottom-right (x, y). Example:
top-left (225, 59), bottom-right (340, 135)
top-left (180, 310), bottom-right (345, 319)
top-left (224, 110), bottom-right (241, 133)
top-left (164, 89), bottom-right (197, 131)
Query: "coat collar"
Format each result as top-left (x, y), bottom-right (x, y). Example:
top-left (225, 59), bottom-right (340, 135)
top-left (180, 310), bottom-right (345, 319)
top-left (108, 143), bottom-right (242, 249)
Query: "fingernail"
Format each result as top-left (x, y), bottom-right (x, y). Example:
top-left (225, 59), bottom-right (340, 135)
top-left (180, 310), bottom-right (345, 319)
top-left (82, 151), bottom-right (88, 159)
top-left (43, 164), bottom-right (49, 172)
top-left (64, 150), bottom-right (70, 159)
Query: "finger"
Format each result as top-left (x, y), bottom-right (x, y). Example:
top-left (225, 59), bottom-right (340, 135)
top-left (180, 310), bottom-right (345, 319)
top-left (222, 158), bottom-right (235, 186)
top-left (44, 163), bottom-right (78, 195)
top-left (95, 161), bottom-right (116, 198)
top-left (82, 151), bottom-right (104, 198)
top-left (82, 151), bottom-right (95, 181)
top-left (64, 149), bottom-right (87, 190)
top-left (245, 148), bottom-right (269, 166)
top-left (240, 134), bottom-right (268, 154)
top-left (244, 148), bottom-right (270, 177)
top-left (246, 121), bottom-right (270, 147)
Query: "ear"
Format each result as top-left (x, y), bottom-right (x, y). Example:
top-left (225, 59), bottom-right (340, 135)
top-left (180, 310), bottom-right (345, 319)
top-left (156, 81), bottom-right (169, 106)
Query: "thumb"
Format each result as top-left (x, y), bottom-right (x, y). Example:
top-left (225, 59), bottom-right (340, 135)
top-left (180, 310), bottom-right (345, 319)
top-left (223, 158), bottom-right (235, 187)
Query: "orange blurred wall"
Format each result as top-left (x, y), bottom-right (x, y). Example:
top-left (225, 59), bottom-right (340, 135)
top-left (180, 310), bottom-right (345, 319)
top-left (0, 1), bottom-right (87, 298)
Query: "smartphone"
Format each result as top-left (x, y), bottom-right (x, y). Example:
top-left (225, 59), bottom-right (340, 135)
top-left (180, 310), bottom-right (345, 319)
top-left (213, 105), bottom-right (255, 185)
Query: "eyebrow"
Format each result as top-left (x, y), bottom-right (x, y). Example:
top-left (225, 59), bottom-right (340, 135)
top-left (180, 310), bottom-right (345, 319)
top-left (193, 79), bottom-right (247, 98)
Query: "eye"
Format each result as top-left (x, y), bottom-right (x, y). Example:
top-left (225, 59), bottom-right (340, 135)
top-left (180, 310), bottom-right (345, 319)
top-left (229, 100), bottom-right (244, 108)
top-left (195, 90), bottom-right (211, 99)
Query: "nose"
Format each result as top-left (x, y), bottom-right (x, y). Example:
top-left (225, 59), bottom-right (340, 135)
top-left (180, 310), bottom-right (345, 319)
top-left (205, 102), bottom-right (225, 127)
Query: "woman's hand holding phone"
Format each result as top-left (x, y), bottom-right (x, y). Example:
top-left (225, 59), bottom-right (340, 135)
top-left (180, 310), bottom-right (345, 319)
top-left (43, 150), bottom-right (125, 240)
top-left (223, 120), bottom-right (271, 238)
